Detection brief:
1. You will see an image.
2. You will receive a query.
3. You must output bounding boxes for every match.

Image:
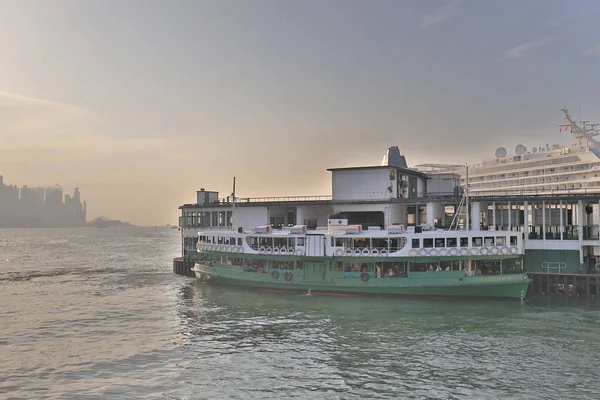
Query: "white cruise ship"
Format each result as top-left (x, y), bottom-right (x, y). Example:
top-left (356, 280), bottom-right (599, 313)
top-left (416, 109), bottom-right (600, 196)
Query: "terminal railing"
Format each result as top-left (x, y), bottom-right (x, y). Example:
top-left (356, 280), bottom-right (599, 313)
top-left (541, 262), bottom-right (567, 273)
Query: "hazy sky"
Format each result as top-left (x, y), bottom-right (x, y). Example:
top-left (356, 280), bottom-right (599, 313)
top-left (1, 0), bottom-right (599, 225)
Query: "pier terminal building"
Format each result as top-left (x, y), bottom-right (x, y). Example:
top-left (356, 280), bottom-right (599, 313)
top-left (179, 143), bottom-right (600, 275)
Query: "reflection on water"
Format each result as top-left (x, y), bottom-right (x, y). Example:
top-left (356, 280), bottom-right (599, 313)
top-left (1, 228), bottom-right (600, 399)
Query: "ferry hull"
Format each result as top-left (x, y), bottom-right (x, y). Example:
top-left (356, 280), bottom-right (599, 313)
top-left (194, 265), bottom-right (530, 299)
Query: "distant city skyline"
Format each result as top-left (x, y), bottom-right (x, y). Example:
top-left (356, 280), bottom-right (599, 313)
top-left (0, 175), bottom-right (87, 228)
top-left (1, 1), bottom-right (599, 225)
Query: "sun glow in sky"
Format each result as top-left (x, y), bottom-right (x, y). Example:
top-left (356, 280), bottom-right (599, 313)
top-left (1, 0), bottom-right (599, 225)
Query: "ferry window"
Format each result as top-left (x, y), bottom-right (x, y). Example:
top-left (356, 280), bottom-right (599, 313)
top-left (248, 237), bottom-right (258, 249)
top-left (343, 262), bottom-right (361, 272)
top-left (231, 258), bottom-right (244, 266)
top-left (274, 261), bottom-right (292, 270)
top-left (484, 237), bottom-right (494, 246)
top-left (354, 238), bottom-right (369, 248)
top-left (289, 238), bottom-right (296, 248)
top-left (435, 238), bottom-right (445, 248)
top-left (217, 237), bottom-right (223, 244)
top-left (510, 236), bottom-right (518, 246)
top-left (472, 237), bottom-right (483, 247)
top-left (237, 238), bottom-right (243, 246)
top-left (335, 238), bottom-right (344, 247)
top-left (372, 238), bottom-right (388, 249)
top-left (495, 236), bottom-right (505, 246)
top-left (274, 238), bottom-right (287, 248)
top-left (226, 211), bottom-right (233, 227)
top-left (447, 238), bottom-right (457, 247)
top-left (460, 237), bottom-right (468, 247)
top-left (218, 211), bottom-right (226, 226)
top-left (410, 262), bottom-right (428, 272)
top-left (211, 212), bottom-right (218, 227)
top-left (412, 238), bottom-right (420, 248)
top-left (331, 261), bottom-right (344, 271)
top-left (393, 237), bottom-right (407, 251)
top-left (230, 237), bottom-right (236, 246)
top-left (423, 238), bottom-right (433, 248)
top-left (297, 237), bottom-right (305, 247)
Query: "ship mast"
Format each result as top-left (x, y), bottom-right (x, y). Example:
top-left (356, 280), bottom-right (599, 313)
top-left (231, 177), bottom-right (236, 231)
top-left (561, 108), bottom-right (600, 148)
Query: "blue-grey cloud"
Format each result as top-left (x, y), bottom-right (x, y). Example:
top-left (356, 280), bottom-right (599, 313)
top-left (421, 1), bottom-right (462, 27)
top-left (583, 44), bottom-right (600, 56)
top-left (503, 37), bottom-right (552, 59)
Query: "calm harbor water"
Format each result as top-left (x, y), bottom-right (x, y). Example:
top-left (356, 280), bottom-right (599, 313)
top-left (1, 228), bottom-right (600, 399)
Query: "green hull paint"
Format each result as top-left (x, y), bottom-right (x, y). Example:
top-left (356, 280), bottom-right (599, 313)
top-left (194, 264), bottom-right (531, 299)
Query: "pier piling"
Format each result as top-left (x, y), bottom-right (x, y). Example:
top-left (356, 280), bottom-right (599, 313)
top-left (528, 272), bottom-right (599, 298)
top-left (173, 257), bottom-right (196, 278)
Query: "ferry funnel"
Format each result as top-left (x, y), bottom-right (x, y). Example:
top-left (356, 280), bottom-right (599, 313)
top-left (386, 146), bottom-right (407, 168)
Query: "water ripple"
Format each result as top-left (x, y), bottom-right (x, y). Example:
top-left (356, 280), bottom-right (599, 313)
top-left (1, 228), bottom-right (600, 399)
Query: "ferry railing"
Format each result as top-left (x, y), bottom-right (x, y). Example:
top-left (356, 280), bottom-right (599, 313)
top-left (541, 262), bottom-right (567, 273)
top-left (232, 195), bottom-right (332, 203)
top-left (527, 225), bottom-right (579, 240)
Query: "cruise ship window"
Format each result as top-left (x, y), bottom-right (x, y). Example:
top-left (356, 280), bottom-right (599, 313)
top-left (412, 238), bottom-right (420, 248)
top-left (510, 236), bottom-right (518, 246)
top-left (472, 237), bottom-right (483, 247)
top-left (496, 237), bottom-right (506, 246)
top-left (423, 238), bottom-right (433, 248)
top-left (447, 238), bottom-right (457, 247)
top-left (484, 237), bottom-right (494, 246)
top-left (460, 237), bottom-right (468, 247)
top-left (435, 238), bottom-right (445, 247)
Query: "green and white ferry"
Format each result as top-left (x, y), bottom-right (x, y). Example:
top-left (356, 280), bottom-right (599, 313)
top-left (193, 220), bottom-right (531, 299)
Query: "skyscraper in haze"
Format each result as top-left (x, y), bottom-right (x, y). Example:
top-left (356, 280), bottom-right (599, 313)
top-left (0, 176), bottom-right (87, 228)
